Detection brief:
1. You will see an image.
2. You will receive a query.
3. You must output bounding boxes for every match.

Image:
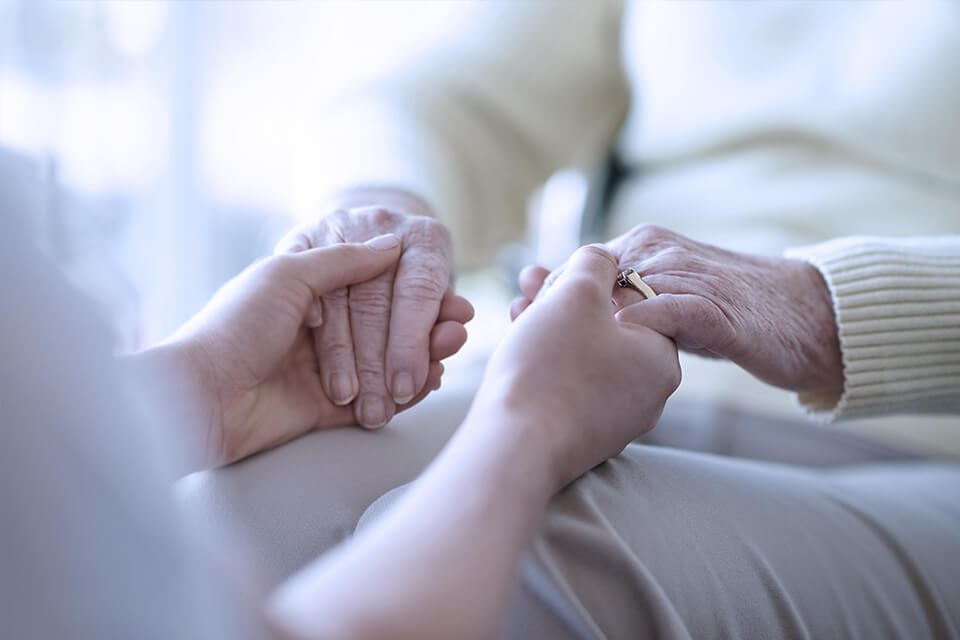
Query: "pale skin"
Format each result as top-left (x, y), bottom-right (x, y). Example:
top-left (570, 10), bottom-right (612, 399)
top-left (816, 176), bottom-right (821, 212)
top-left (132, 234), bottom-right (472, 471)
top-left (133, 236), bottom-right (679, 639)
top-left (513, 224), bottom-right (845, 396)
top-left (274, 188), bottom-right (455, 429)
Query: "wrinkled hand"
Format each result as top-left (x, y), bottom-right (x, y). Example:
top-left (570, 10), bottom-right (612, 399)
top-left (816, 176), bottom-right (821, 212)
top-left (164, 237), bottom-right (467, 467)
top-left (479, 245), bottom-right (681, 490)
top-left (275, 204), bottom-right (463, 428)
top-left (514, 225), bottom-right (843, 394)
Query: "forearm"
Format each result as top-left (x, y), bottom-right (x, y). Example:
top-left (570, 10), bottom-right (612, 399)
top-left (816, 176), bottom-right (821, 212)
top-left (121, 340), bottom-right (220, 475)
top-left (267, 402), bottom-right (557, 640)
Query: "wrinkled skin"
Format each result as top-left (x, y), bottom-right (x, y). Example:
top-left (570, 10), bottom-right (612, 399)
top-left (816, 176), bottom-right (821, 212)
top-left (276, 203), bottom-right (466, 428)
top-left (165, 239), bottom-right (468, 466)
top-left (513, 225), bottom-right (843, 395)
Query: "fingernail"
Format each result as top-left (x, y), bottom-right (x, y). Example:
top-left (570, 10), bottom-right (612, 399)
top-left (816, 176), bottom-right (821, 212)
top-left (359, 396), bottom-right (387, 428)
top-left (330, 373), bottom-right (356, 406)
top-left (392, 372), bottom-right (415, 404)
top-left (306, 300), bottom-right (323, 327)
top-left (365, 234), bottom-right (401, 251)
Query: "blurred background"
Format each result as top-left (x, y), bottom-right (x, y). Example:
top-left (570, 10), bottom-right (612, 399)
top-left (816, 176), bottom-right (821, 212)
top-left (0, 0), bottom-right (475, 349)
top-left (4, 0), bottom-right (956, 456)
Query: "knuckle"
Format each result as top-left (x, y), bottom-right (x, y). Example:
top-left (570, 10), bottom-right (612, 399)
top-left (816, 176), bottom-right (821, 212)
top-left (369, 207), bottom-right (395, 226)
top-left (325, 208), bottom-right (350, 222)
top-left (355, 362), bottom-right (386, 380)
top-left (319, 333), bottom-right (354, 358)
top-left (322, 287), bottom-right (349, 305)
top-left (397, 271), bottom-right (446, 302)
top-left (275, 228), bottom-right (312, 255)
top-left (629, 223), bottom-right (674, 250)
top-left (653, 245), bottom-right (690, 271)
top-left (349, 288), bottom-right (393, 315)
top-left (578, 243), bottom-right (616, 265)
top-left (407, 217), bottom-right (453, 248)
top-left (320, 210), bottom-right (349, 236)
top-left (409, 247), bottom-right (450, 273)
top-left (689, 299), bottom-right (717, 327)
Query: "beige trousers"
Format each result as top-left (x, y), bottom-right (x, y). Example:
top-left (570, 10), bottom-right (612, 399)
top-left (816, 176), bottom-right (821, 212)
top-left (182, 394), bottom-right (960, 639)
top-left (361, 403), bottom-right (960, 639)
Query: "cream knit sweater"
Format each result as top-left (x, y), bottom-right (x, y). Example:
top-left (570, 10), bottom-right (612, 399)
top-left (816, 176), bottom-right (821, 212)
top-left (311, 1), bottom-right (960, 448)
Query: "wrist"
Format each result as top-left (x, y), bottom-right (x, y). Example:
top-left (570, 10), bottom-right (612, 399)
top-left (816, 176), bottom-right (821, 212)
top-left (790, 259), bottom-right (845, 393)
top-left (455, 383), bottom-right (572, 498)
top-left (331, 186), bottom-right (435, 218)
top-left (125, 340), bottom-right (224, 472)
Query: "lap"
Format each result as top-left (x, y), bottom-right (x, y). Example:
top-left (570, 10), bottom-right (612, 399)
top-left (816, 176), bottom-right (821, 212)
top-left (361, 404), bottom-right (959, 639)
top-left (501, 445), bottom-right (960, 639)
top-left (175, 386), bottom-right (473, 585)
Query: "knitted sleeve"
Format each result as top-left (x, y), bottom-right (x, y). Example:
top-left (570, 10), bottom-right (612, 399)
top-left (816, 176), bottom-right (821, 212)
top-left (785, 236), bottom-right (960, 420)
top-left (306, 1), bottom-right (629, 269)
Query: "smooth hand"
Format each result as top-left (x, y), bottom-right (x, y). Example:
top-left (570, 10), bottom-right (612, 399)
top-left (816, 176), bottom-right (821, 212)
top-left (478, 244), bottom-right (681, 490)
top-left (275, 195), bottom-right (461, 429)
top-left (160, 237), bottom-right (467, 468)
top-left (513, 225), bottom-right (843, 394)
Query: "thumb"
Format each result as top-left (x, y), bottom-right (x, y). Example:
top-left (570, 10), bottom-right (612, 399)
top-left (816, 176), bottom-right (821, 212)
top-left (553, 244), bottom-right (618, 296)
top-left (616, 293), bottom-right (734, 355)
top-left (285, 234), bottom-right (402, 297)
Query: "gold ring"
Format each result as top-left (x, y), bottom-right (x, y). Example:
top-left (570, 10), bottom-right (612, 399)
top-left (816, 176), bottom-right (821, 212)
top-left (616, 269), bottom-right (657, 299)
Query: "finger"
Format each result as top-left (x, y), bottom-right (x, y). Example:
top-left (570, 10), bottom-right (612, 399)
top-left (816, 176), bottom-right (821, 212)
top-left (553, 244), bottom-right (619, 295)
top-left (396, 361), bottom-right (444, 414)
top-left (273, 220), bottom-right (319, 255)
top-left (385, 247), bottom-right (451, 404)
top-left (518, 264), bottom-right (550, 300)
top-left (437, 294), bottom-right (474, 324)
top-left (534, 263), bottom-right (566, 301)
top-left (304, 298), bottom-right (324, 328)
top-left (611, 268), bottom-right (659, 310)
top-left (283, 234), bottom-right (402, 299)
top-left (509, 296), bottom-right (532, 321)
top-left (429, 320), bottom-right (468, 361)
top-left (316, 287), bottom-right (357, 406)
top-left (349, 266), bottom-right (399, 429)
top-left (616, 293), bottom-right (735, 355)
top-left (275, 222), bottom-right (325, 326)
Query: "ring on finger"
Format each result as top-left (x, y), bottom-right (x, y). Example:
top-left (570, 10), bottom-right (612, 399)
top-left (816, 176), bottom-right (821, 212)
top-left (616, 268), bottom-right (657, 300)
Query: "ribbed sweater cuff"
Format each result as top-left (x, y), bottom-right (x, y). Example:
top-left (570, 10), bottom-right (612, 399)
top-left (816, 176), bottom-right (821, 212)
top-left (785, 236), bottom-right (960, 421)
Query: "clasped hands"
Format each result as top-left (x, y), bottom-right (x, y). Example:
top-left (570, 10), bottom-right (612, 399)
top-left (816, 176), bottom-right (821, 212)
top-left (147, 198), bottom-right (842, 490)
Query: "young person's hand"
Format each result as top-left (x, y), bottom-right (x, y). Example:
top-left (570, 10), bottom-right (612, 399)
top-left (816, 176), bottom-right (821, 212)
top-left (267, 245), bottom-right (680, 640)
top-left (275, 188), bottom-right (460, 428)
top-left (136, 235), bottom-right (469, 469)
top-left (478, 244), bottom-right (681, 490)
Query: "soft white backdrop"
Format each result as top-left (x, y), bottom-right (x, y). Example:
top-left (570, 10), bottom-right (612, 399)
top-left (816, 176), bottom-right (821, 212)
top-left (0, 0), bottom-right (471, 346)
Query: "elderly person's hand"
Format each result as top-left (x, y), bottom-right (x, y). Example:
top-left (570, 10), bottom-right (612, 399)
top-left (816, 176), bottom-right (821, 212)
top-left (514, 225), bottom-right (843, 395)
top-left (275, 188), bottom-right (463, 429)
top-left (136, 236), bottom-right (468, 469)
top-left (479, 244), bottom-right (681, 489)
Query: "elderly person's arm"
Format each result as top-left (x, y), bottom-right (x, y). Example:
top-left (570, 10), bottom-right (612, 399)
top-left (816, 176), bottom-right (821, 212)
top-left (783, 235), bottom-right (960, 418)
top-left (517, 227), bottom-right (960, 419)
top-left (282, 1), bottom-right (628, 428)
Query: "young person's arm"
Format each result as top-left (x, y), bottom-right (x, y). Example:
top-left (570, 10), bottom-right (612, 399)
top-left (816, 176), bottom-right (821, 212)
top-left (267, 245), bottom-right (681, 639)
